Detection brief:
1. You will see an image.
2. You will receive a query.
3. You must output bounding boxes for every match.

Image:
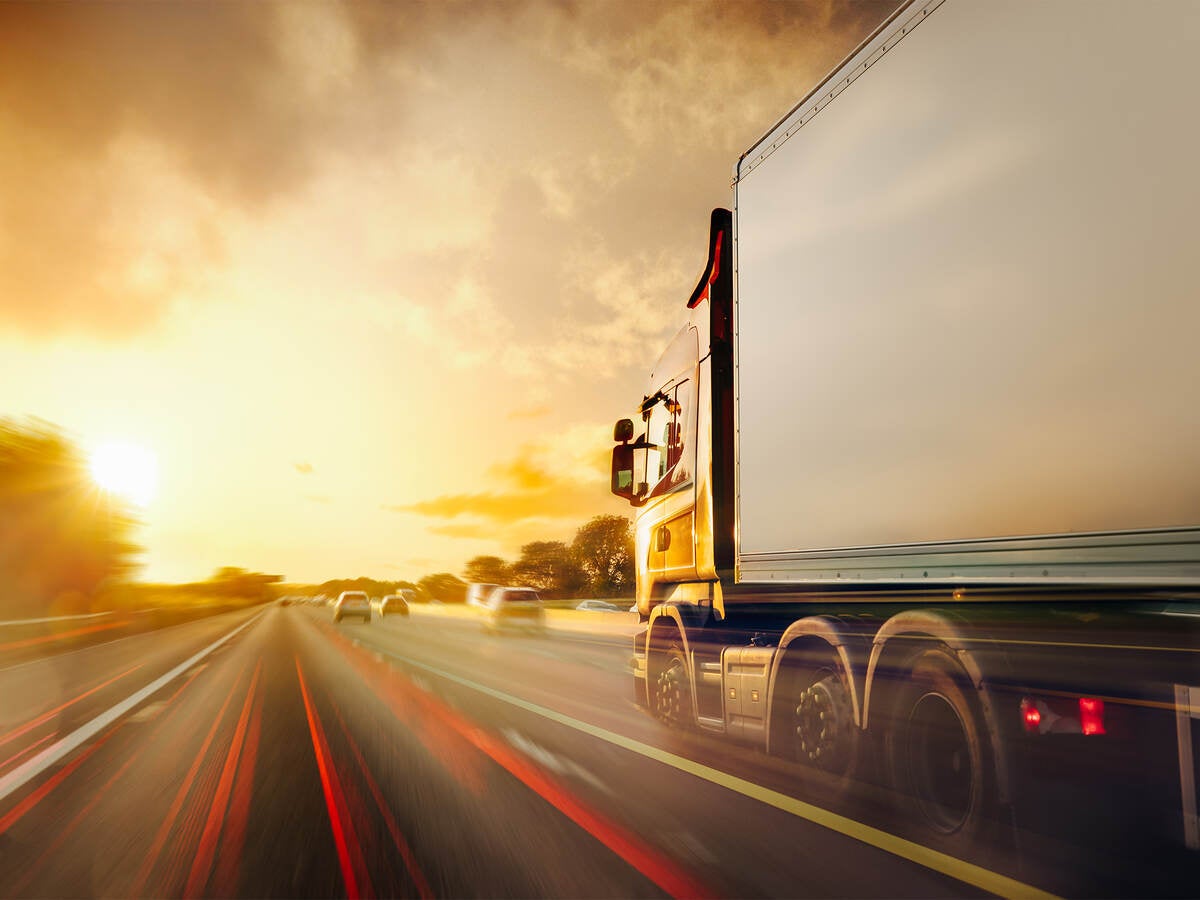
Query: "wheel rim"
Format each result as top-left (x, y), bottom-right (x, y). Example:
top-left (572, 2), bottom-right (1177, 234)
top-left (793, 674), bottom-right (848, 769)
top-left (905, 691), bottom-right (974, 833)
top-left (655, 658), bottom-right (687, 726)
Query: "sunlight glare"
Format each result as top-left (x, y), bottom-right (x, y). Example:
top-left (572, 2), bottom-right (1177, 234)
top-left (89, 441), bottom-right (158, 506)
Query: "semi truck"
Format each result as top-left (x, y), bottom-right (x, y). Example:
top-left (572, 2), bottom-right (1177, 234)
top-left (610, 0), bottom-right (1199, 886)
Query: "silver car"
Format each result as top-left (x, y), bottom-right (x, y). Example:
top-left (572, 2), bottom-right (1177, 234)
top-left (482, 587), bottom-right (545, 635)
top-left (333, 590), bottom-right (371, 623)
top-left (379, 590), bottom-right (412, 617)
top-left (575, 599), bottom-right (622, 612)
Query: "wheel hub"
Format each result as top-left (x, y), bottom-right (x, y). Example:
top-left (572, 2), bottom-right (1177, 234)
top-left (794, 675), bottom-right (847, 767)
top-left (656, 661), bottom-right (686, 725)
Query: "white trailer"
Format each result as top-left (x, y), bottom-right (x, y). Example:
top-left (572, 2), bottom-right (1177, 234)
top-left (610, 0), bottom-right (1200, 889)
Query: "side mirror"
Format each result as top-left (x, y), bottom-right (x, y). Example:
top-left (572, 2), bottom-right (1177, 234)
top-left (611, 443), bottom-right (637, 503)
top-left (614, 418), bottom-right (634, 442)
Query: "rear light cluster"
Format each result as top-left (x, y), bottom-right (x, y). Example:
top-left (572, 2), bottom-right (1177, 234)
top-left (1020, 696), bottom-right (1106, 735)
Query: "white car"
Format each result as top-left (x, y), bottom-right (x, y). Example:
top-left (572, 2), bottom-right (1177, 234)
top-left (576, 600), bottom-right (622, 612)
top-left (466, 583), bottom-right (500, 608)
top-left (333, 590), bottom-right (371, 623)
top-left (482, 587), bottom-right (545, 635)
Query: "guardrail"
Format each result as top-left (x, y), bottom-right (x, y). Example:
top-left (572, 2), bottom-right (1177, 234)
top-left (405, 602), bottom-right (643, 637)
top-left (0, 611), bottom-right (117, 629)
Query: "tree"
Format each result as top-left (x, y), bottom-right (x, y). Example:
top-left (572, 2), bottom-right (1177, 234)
top-left (0, 419), bottom-right (142, 618)
top-left (316, 577), bottom-right (414, 599)
top-left (571, 515), bottom-right (634, 598)
top-left (208, 567), bottom-right (282, 604)
top-left (463, 555), bottom-right (510, 585)
top-left (418, 572), bottom-right (467, 603)
top-left (510, 540), bottom-right (585, 599)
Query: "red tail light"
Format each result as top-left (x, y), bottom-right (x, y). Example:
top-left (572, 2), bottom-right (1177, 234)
top-left (1021, 698), bottom-right (1042, 733)
top-left (1079, 697), bottom-right (1105, 735)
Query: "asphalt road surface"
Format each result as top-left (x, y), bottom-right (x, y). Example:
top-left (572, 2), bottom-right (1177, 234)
top-left (0, 603), bottom-right (1157, 898)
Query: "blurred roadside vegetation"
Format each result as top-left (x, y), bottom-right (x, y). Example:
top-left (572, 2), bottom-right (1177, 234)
top-left (0, 419), bottom-right (280, 620)
top-left (2, 418), bottom-right (634, 620)
top-left (0, 418), bottom-right (140, 619)
top-left (461, 514), bottom-right (634, 603)
top-left (102, 567), bottom-right (283, 612)
top-left (283, 515), bottom-right (634, 608)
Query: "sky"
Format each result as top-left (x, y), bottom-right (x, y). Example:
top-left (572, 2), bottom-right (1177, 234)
top-left (1, 0), bottom-right (896, 584)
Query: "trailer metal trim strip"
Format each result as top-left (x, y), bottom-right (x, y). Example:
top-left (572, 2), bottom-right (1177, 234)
top-left (738, 0), bottom-right (943, 181)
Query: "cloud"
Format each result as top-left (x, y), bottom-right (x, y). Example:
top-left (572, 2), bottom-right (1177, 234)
top-left (0, 4), bottom-right (304, 334)
top-left (293, 461), bottom-right (314, 475)
top-left (0, 1), bottom-right (895, 340)
top-left (0, 134), bottom-right (224, 337)
top-left (426, 522), bottom-right (502, 540)
top-left (304, 494), bottom-right (331, 504)
top-left (385, 423), bottom-right (622, 538)
top-left (507, 405), bottom-right (551, 420)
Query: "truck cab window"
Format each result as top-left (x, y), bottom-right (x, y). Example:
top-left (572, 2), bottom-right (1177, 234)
top-left (641, 376), bottom-right (695, 499)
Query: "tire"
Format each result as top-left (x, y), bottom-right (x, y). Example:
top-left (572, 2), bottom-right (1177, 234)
top-left (653, 642), bottom-right (692, 728)
top-left (776, 659), bottom-right (859, 794)
top-left (888, 650), bottom-right (992, 846)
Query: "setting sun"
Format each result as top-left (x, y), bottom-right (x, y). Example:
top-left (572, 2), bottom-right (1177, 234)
top-left (89, 441), bottom-right (158, 507)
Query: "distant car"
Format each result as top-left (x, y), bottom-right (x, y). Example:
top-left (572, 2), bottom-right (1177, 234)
top-left (466, 583), bottom-right (500, 608)
top-left (575, 600), bottom-right (622, 612)
top-left (482, 587), bottom-right (545, 635)
top-left (379, 591), bottom-right (412, 616)
top-left (333, 591), bottom-right (371, 623)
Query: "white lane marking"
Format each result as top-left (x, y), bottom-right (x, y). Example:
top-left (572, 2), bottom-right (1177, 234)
top-left (0, 610), bottom-right (264, 804)
top-left (375, 647), bottom-right (1057, 900)
top-left (501, 728), bottom-right (613, 797)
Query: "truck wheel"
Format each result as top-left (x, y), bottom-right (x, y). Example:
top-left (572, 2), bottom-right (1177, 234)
top-left (889, 650), bottom-right (991, 845)
top-left (782, 663), bottom-right (858, 789)
top-left (654, 642), bottom-right (692, 728)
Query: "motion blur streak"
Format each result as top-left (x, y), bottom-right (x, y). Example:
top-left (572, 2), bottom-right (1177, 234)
top-left (386, 650), bottom-right (1055, 900)
top-left (184, 660), bottom-right (263, 898)
top-left (212, 686), bottom-right (264, 896)
top-left (129, 665), bottom-right (246, 897)
top-left (163, 665), bottom-right (205, 708)
top-left (0, 731), bottom-right (55, 773)
top-left (14, 732), bottom-right (143, 893)
top-left (322, 626), bottom-right (714, 900)
top-left (0, 661), bottom-right (142, 749)
top-left (0, 728), bottom-right (113, 834)
top-left (296, 658), bottom-right (366, 900)
top-left (0, 619), bottom-right (128, 652)
top-left (464, 720), bottom-right (715, 900)
top-left (11, 656), bottom-right (205, 896)
top-left (330, 704), bottom-right (435, 900)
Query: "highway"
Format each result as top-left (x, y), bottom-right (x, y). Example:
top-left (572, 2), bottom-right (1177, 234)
top-left (0, 603), bottom-right (1163, 898)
